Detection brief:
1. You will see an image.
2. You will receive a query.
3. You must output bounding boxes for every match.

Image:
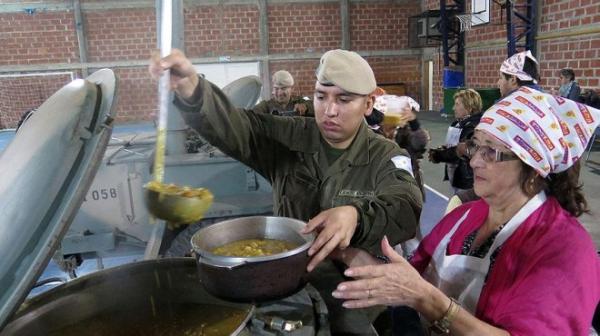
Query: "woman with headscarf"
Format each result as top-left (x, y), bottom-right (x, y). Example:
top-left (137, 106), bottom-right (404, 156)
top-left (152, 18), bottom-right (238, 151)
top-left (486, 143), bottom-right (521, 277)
top-left (331, 87), bottom-right (600, 335)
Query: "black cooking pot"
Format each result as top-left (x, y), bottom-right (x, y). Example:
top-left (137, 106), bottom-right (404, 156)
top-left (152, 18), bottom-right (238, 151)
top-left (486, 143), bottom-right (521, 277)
top-left (1, 258), bottom-right (253, 336)
top-left (191, 216), bottom-right (315, 302)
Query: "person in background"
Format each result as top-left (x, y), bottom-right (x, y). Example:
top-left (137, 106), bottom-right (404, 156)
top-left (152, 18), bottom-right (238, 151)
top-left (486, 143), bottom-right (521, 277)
top-left (331, 86), bottom-right (600, 336)
top-left (429, 89), bottom-right (482, 195)
top-left (373, 94), bottom-right (429, 200)
top-left (552, 68), bottom-right (581, 101)
top-left (498, 50), bottom-right (542, 98)
top-left (581, 89), bottom-right (600, 109)
top-left (253, 70), bottom-right (314, 117)
top-left (365, 104), bottom-right (385, 133)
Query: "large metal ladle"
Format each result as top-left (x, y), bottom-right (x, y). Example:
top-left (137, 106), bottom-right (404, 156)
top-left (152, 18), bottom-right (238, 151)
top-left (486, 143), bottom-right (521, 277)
top-left (144, 0), bottom-right (213, 225)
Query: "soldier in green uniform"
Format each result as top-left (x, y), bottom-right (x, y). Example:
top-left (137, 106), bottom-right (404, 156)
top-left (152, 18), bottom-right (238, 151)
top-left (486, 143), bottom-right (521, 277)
top-left (151, 48), bottom-right (422, 333)
top-left (253, 70), bottom-right (314, 117)
top-left (150, 48), bottom-right (422, 273)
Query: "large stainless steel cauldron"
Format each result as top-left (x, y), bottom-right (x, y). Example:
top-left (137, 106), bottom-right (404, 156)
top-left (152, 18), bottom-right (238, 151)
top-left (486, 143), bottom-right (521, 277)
top-left (1, 258), bottom-right (253, 336)
top-left (191, 216), bottom-right (315, 302)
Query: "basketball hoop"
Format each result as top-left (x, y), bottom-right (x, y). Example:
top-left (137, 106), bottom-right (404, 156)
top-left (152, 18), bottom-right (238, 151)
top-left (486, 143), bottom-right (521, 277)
top-left (456, 14), bottom-right (474, 32)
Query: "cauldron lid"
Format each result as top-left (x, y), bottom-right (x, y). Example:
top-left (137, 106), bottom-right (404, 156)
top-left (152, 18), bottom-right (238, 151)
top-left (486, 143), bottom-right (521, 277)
top-left (0, 69), bottom-right (117, 329)
top-left (221, 75), bottom-right (262, 110)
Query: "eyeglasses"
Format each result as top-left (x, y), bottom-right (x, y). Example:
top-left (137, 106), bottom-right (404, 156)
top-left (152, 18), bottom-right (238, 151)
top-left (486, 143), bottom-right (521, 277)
top-left (465, 140), bottom-right (519, 163)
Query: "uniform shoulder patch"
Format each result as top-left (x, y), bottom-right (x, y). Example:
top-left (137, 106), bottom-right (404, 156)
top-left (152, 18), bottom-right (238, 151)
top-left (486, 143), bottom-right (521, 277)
top-left (391, 155), bottom-right (414, 177)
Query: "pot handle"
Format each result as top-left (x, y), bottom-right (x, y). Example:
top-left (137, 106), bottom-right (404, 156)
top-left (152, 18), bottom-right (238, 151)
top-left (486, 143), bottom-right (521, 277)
top-left (195, 253), bottom-right (247, 269)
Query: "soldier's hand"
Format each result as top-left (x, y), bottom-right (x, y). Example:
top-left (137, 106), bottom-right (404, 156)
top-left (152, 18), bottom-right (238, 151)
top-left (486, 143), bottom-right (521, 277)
top-left (301, 205), bottom-right (359, 272)
top-left (294, 103), bottom-right (307, 116)
top-left (149, 49), bottom-right (199, 100)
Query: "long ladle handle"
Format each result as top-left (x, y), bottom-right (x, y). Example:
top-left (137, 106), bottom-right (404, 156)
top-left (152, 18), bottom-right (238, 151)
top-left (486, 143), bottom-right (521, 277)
top-left (153, 0), bottom-right (172, 183)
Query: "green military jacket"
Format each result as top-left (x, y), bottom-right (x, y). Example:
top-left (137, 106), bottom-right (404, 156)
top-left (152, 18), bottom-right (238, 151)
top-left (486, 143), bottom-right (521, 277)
top-left (253, 97), bottom-right (314, 117)
top-left (175, 78), bottom-right (422, 254)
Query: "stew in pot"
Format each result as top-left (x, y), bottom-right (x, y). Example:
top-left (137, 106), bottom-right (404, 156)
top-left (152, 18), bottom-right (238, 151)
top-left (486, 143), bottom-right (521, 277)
top-left (211, 238), bottom-right (298, 257)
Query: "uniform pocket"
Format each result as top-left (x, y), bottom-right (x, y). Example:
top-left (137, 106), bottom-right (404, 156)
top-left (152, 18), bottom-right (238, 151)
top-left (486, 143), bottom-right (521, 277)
top-left (282, 170), bottom-right (320, 220)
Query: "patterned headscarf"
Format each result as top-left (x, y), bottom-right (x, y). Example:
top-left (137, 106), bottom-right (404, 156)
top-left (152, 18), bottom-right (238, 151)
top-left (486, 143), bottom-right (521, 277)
top-left (476, 87), bottom-right (600, 177)
top-left (374, 95), bottom-right (420, 127)
top-left (500, 50), bottom-right (539, 84)
top-left (374, 95), bottom-right (420, 113)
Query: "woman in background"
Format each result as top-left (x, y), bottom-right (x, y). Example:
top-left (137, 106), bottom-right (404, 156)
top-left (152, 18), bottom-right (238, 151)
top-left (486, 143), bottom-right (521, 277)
top-left (554, 68), bottom-right (581, 101)
top-left (429, 89), bottom-right (482, 195)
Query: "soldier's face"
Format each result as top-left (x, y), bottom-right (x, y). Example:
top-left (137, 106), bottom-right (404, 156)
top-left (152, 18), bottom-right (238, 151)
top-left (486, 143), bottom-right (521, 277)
top-left (272, 85), bottom-right (292, 104)
top-left (313, 82), bottom-right (374, 149)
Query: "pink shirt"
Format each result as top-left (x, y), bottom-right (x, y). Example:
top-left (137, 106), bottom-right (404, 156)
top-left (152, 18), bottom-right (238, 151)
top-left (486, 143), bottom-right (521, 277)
top-left (411, 197), bottom-right (599, 335)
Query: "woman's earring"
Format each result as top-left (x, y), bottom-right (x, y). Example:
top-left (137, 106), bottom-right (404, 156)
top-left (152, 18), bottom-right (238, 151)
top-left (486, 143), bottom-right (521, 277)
top-left (528, 176), bottom-right (537, 194)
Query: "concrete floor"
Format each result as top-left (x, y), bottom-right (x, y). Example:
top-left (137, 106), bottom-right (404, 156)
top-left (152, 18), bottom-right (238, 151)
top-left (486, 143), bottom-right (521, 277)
top-left (417, 110), bottom-right (600, 250)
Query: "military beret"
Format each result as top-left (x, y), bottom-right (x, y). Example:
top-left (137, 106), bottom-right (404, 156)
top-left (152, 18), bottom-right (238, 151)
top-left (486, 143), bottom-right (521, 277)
top-left (316, 49), bottom-right (376, 95)
top-left (272, 70), bottom-right (294, 87)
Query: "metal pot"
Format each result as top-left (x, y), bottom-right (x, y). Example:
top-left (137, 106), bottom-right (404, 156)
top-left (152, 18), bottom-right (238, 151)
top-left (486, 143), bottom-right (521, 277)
top-left (1, 258), bottom-right (253, 336)
top-left (191, 216), bottom-right (315, 302)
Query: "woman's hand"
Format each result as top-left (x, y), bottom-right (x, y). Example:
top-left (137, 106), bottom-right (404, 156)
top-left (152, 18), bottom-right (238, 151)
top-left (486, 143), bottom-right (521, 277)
top-left (332, 236), bottom-right (428, 309)
top-left (402, 107), bottom-right (417, 122)
top-left (149, 49), bottom-right (199, 99)
top-left (301, 205), bottom-right (358, 272)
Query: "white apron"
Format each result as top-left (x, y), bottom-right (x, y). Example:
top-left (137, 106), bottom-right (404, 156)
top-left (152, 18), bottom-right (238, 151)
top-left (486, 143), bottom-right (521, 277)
top-left (423, 192), bottom-right (547, 313)
top-left (445, 126), bottom-right (462, 147)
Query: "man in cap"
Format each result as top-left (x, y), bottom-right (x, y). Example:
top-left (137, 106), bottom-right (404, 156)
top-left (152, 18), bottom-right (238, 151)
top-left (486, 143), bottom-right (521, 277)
top-left (151, 48), bottom-right (422, 332)
top-left (498, 50), bottom-right (543, 98)
top-left (150, 48), bottom-right (421, 270)
top-left (253, 70), bottom-right (314, 116)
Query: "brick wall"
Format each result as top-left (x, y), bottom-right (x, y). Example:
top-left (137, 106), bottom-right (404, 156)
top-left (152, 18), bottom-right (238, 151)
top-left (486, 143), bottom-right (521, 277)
top-left (268, 3), bottom-right (341, 54)
top-left (349, 2), bottom-right (422, 104)
top-left (85, 8), bottom-right (157, 62)
top-left (0, 12), bottom-right (78, 65)
top-left (539, 35), bottom-right (600, 90)
top-left (369, 56), bottom-right (422, 102)
top-left (0, 2), bottom-right (423, 127)
top-left (538, 0), bottom-right (600, 92)
top-left (4, 1), bottom-right (596, 126)
top-left (349, 2), bottom-right (420, 51)
top-left (186, 4), bottom-right (260, 57)
top-left (465, 48), bottom-right (506, 89)
top-left (0, 73), bottom-right (73, 128)
top-left (109, 67), bottom-right (158, 123)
